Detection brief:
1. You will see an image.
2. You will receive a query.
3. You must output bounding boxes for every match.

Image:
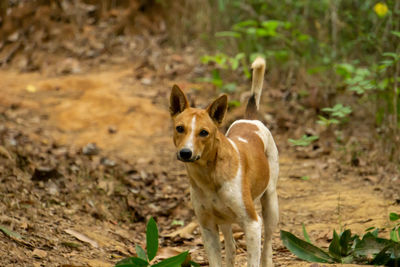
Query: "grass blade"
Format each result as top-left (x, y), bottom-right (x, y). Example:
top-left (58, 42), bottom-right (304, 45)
top-left (0, 225), bottom-right (22, 239)
top-left (302, 224), bottom-right (311, 244)
top-left (146, 217), bottom-right (158, 262)
top-left (280, 230), bottom-right (334, 263)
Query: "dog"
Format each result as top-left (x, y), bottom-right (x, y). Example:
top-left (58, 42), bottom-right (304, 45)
top-left (169, 58), bottom-right (279, 267)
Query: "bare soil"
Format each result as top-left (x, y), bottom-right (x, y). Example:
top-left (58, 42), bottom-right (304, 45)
top-left (0, 57), bottom-right (399, 267)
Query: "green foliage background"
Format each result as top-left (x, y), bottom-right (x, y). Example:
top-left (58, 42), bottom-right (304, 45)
top-left (177, 0), bottom-right (400, 161)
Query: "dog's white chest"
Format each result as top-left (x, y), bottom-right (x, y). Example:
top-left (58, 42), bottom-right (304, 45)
top-left (190, 184), bottom-right (238, 225)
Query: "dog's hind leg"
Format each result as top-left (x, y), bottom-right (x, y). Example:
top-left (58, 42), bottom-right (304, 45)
top-left (220, 224), bottom-right (236, 266)
top-left (242, 217), bottom-right (262, 267)
top-left (260, 189), bottom-right (279, 267)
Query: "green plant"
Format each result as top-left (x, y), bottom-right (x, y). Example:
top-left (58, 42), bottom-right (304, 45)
top-left (288, 135), bottom-right (319, 147)
top-left (115, 218), bottom-right (199, 267)
top-left (317, 104), bottom-right (352, 127)
top-left (281, 213), bottom-right (400, 265)
top-left (389, 212), bottom-right (400, 242)
top-left (200, 52), bottom-right (247, 91)
top-left (335, 63), bottom-right (375, 95)
top-left (196, 0), bottom-right (400, 163)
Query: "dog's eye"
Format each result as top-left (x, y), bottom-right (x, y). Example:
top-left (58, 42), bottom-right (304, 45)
top-left (176, 126), bottom-right (184, 133)
top-left (199, 129), bottom-right (209, 137)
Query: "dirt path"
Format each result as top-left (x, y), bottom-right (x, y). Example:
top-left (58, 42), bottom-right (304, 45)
top-left (0, 66), bottom-right (399, 266)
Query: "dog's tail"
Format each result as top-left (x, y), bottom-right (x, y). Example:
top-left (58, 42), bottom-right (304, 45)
top-left (245, 57), bottom-right (266, 119)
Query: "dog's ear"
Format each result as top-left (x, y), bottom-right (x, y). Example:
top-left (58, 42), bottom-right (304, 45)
top-left (206, 94), bottom-right (228, 125)
top-left (170, 85), bottom-right (189, 117)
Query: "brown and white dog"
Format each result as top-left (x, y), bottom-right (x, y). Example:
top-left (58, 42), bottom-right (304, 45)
top-left (169, 58), bottom-right (279, 267)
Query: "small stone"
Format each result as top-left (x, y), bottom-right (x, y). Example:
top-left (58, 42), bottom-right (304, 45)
top-left (82, 143), bottom-right (100, 156)
top-left (108, 125), bottom-right (117, 134)
top-left (100, 157), bottom-right (116, 167)
top-left (140, 77), bottom-right (152, 85)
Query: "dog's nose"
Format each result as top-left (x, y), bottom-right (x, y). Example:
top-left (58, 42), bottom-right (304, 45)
top-left (179, 148), bottom-right (192, 160)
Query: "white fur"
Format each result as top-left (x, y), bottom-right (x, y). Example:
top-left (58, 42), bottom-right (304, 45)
top-left (225, 119), bottom-right (279, 267)
top-left (237, 137), bottom-right (248, 143)
top-left (226, 119), bottom-right (279, 193)
top-left (250, 57), bottom-right (266, 110)
top-left (185, 116), bottom-right (196, 150)
top-left (189, 122), bottom-right (279, 267)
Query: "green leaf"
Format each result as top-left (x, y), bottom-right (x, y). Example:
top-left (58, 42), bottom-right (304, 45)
top-left (371, 228), bottom-right (379, 237)
top-left (354, 232), bottom-right (392, 256)
top-left (335, 63), bottom-right (355, 79)
top-left (136, 244), bottom-right (147, 261)
top-left (171, 220), bottom-right (185, 226)
top-left (390, 229), bottom-right (399, 242)
top-left (339, 230), bottom-right (352, 256)
top-left (261, 20), bottom-right (281, 31)
top-left (322, 104), bottom-right (352, 118)
top-left (302, 224), bottom-right (311, 243)
top-left (146, 217), bottom-right (158, 262)
top-left (246, 27), bottom-right (257, 35)
top-left (328, 230), bottom-right (342, 261)
top-left (371, 245), bottom-right (392, 265)
top-left (365, 226), bottom-right (375, 232)
top-left (280, 230), bottom-right (334, 263)
top-left (288, 135), bottom-right (319, 147)
top-left (389, 212), bottom-right (400, 221)
top-left (228, 100), bottom-right (241, 108)
top-left (115, 257), bottom-right (149, 267)
top-left (391, 31), bottom-right (400, 38)
top-left (256, 28), bottom-right (275, 37)
top-left (233, 20), bottom-right (258, 30)
top-left (398, 228), bottom-right (400, 241)
top-left (0, 225), bottom-right (22, 239)
top-left (151, 251), bottom-right (189, 267)
top-left (215, 31), bottom-right (241, 38)
top-left (383, 52), bottom-right (399, 59)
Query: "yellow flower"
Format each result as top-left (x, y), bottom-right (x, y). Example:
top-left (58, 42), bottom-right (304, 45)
top-left (374, 2), bottom-right (388, 17)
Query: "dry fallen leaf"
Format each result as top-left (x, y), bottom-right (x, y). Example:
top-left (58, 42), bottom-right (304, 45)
top-left (32, 248), bottom-right (47, 258)
top-left (26, 84), bottom-right (37, 93)
top-left (0, 146), bottom-right (13, 160)
top-left (64, 229), bottom-right (99, 248)
top-left (165, 221), bottom-right (198, 239)
top-left (85, 259), bottom-right (113, 267)
top-left (155, 247), bottom-right (192, 266)
top-left (156, 247), bottom-right (183, 259)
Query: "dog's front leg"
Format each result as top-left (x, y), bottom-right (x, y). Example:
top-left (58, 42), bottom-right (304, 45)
top-left (243, 217), bottom-right (262, 267)
top-left (199, 224), bottom-right (222, 267)
top-left (220, 224), bottom-right (236, 266)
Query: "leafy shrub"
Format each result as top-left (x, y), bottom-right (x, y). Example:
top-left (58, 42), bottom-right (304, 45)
top-left (115, 218), bottom-right (199, 267)
top-left (281, 213), bottom-right (400, 266)
top-left (317, 104), bottom-right (352, 127)
top-left (288, 135), bottom-right (319, 147)
top-left (199, 0), bottom-right (400, 158)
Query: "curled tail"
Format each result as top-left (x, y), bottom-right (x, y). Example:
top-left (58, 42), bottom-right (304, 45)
top-left (245, 57), bottom-right (266, 119)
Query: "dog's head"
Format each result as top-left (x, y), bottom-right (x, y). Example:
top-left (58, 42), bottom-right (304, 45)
top-left (169, 85), bottom-right (228, 163)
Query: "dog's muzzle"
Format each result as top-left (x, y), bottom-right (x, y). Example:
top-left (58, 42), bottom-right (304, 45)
top-left (177, 148), bottom-right (200, 162)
